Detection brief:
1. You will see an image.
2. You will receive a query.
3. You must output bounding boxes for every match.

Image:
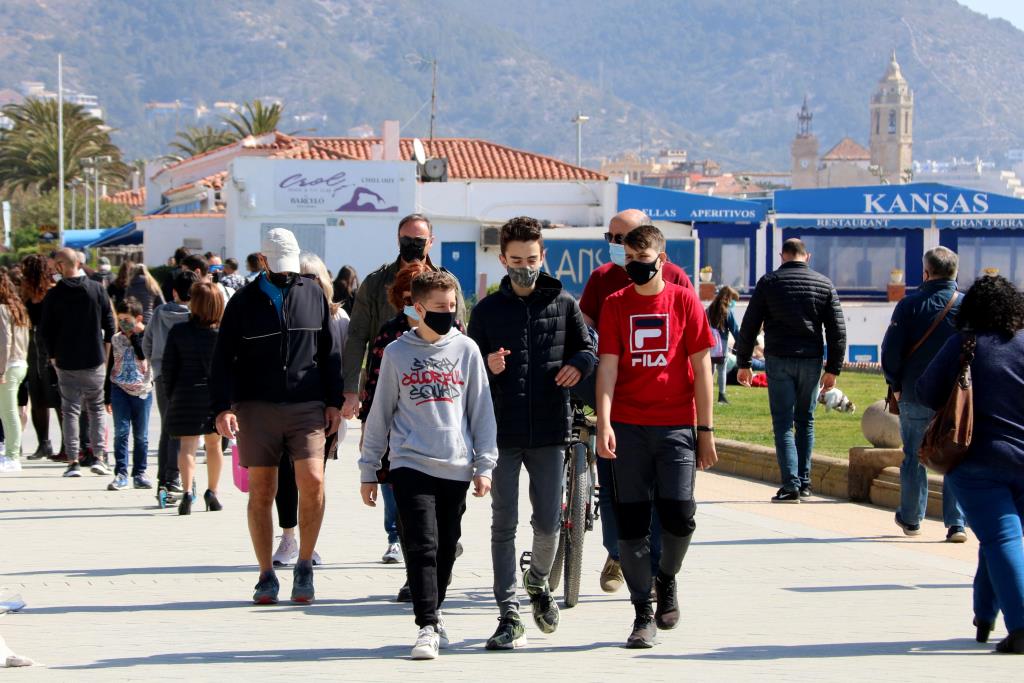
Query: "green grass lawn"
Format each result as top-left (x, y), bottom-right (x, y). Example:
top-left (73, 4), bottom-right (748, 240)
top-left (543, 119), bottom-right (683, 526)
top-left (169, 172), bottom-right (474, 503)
top-left (715, 371), bottom-right (889, 459)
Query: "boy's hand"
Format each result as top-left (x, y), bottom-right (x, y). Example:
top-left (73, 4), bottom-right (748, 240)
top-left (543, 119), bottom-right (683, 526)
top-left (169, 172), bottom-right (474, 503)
top-left (554, 364), bottom-right (581, 387)
top-left (361, 482), bottom-right (378, 506)
top-left (737, 368), bottom-right (753, 387)
top-left (105, 404), bottom-right (112, 415)
top-left (697, 430), bottom-right (718, 470)
top-left (597, 424), bottom-right (616, 459)
top-left (324, 406), bottom-right (342, 436)
top-left (133, 322), bottom-right (145, 335)
top-left (487, 348), bottom-right (511, 375)
top-left (473, 475), bottom-right (491, 497)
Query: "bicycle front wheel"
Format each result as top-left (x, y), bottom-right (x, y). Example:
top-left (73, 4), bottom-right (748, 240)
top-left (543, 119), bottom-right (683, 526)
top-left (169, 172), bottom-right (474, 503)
top-left (562, 451), bottom-right (589, 608)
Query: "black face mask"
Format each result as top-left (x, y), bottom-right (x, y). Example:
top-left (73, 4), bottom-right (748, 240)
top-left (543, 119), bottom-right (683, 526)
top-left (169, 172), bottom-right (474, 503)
top-left (422, 310), bottom-right (455, 336)
top-left (267, 271), bottom-right (292, 288)
top-left (399, 236), bottom-right (428, 262)
top-left (625, 258), bottom-right (661, 286)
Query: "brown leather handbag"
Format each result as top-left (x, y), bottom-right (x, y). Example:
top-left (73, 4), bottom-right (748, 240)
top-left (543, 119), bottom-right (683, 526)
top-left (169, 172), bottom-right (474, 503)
top-left (886, 292), bottom-right (960, 416)
top-left (918, 335), bottom-right (975, 474)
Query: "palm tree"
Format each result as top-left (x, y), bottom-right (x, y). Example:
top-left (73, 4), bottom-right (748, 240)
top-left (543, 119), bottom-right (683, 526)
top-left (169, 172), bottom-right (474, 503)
top-left (221, 100), bottom-right (283, 139)
top-left (0, 98), bottom-right (128, 195)
top-left (165, 125), bottom-right (238, 161)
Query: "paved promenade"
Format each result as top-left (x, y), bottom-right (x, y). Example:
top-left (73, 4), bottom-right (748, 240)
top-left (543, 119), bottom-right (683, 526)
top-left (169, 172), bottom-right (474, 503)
top-left (1, 419), bottom-right (1019, 681)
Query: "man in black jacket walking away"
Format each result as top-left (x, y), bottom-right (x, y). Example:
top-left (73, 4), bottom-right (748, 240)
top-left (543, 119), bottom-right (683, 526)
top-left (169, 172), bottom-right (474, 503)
top-left (734, 239), bottom-right (846, 503)
top-left (211, 228), bottom-right (343, 606)
top-left (41, 248), bottom-right (116, 478)
top-left (468, 217), bottom-right (596, 650)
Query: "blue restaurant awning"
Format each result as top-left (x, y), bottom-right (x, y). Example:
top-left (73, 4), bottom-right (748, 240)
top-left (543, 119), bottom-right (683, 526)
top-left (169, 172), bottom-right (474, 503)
top-left (61, 228), bottom-right (120, 249)
top-left (618, 183), bottom-right (767, 224)
top-left (87, 221), bottom-right (142, 248)
top-left (774, 182), bottom-right (1024, 229)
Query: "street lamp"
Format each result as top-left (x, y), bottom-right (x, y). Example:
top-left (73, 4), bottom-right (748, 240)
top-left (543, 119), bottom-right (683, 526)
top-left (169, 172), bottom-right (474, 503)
top-left (572, 111), bottom-right (590, 167)
top-left (405, 53), bottom-right (439, 150)
top-left (69, 178), bottom-right (80, 230)
top-left (81, 160), bottom-right (93, 229)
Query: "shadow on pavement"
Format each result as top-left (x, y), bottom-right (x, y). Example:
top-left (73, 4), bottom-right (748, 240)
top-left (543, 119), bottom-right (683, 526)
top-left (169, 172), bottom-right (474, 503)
top-left (693, 536), bottom-right (894, 546)
top-left (640, 638), bottom-right (989, 660)
top-left (784, 583), bottom-right (970, 593)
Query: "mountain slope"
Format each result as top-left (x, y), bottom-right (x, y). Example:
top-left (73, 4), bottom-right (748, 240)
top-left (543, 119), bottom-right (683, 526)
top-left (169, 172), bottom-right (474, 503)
top-left (0, 0), bottom-right (1021, 169)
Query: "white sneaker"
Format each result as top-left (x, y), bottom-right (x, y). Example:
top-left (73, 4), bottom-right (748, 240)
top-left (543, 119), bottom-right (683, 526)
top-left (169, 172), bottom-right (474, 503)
top-left (89, 458), bottom-right (111, 476)
top-left (437, 610), bottom-right (450, 649)
top-left (410, 626), bottom-right (440, 660)
top-left (0, 456), bottom-right (20, 472)
top-left (382, 542), bottom-right (402, 564)
top-left (312, 549), bottom-right (323, 566)
top-left (272, 535), bottom-right (299, 567)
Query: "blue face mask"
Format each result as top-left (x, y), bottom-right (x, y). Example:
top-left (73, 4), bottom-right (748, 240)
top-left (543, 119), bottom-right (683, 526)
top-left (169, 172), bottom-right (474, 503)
top-left (403, 305), bottom-right (420, 322)
top-left (729, 300), bottom-right (737, 311)
top-left (608, 242), bottom-right (626, 267)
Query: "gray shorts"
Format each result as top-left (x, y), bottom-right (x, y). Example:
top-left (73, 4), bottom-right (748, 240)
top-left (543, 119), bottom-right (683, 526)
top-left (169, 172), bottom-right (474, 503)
top-left (610, 422), bottom-right (696, 504)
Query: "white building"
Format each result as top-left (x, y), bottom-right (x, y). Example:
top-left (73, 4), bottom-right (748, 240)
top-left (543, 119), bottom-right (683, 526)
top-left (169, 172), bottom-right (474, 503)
top-left (139, 128), bottom-right (622, 298)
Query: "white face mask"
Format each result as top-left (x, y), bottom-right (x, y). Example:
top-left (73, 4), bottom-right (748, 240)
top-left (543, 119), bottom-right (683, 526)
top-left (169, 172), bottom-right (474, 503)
top-left (52, 273), bottom-right (62, 282)
top-left (608, 242), bottom-right (626, 267)
top-left (403, 304), bottom-right (420, 322)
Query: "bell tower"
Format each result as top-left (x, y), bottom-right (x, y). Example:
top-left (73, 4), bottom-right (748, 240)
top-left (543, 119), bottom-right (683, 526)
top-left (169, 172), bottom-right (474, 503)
top-left (790, 95), bottom-right (819, 189)
top-left (869, 51), bottom-right (913, 183)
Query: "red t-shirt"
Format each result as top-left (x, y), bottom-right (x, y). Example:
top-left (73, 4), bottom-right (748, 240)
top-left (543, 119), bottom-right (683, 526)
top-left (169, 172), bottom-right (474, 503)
top-left (580, 262), bottom-right (693, 326)
top-left (597, 281), bottom-right (714, 426)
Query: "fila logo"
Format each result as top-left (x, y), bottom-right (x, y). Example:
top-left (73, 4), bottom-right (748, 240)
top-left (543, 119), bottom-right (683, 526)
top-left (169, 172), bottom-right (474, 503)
top-left (630, 314), bottom-right (669, 352)
top-left (630, 314), bottom-right (669, 367)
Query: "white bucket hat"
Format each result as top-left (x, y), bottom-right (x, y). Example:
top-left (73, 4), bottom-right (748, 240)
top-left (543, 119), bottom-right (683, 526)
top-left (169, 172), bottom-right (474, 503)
top-left (261, 228), bottom-right (301, 273)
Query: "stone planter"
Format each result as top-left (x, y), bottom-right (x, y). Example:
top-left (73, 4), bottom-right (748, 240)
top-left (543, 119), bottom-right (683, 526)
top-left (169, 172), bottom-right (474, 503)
top-left (861, 399), bottom-right (902, 448)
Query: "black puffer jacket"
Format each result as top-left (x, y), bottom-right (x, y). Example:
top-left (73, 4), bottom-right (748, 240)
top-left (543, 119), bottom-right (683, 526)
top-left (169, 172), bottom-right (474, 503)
top-left (734, 261), bottom-right (847, 375)
top-left (468, 273), bottom-right (596, 448)
top-left (163, 319), bottom-right (218, 437)
top-left (210, 273), bottom-right (342, 415)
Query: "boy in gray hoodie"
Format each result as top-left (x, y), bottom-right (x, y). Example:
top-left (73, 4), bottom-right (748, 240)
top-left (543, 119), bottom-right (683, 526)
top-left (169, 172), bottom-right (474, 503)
top-left (360, 270), bottom-right (498, 661)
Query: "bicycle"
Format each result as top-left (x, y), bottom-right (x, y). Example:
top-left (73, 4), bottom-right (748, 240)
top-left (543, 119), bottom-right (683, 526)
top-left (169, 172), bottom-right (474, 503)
top-left (521, 399), bottom-right (598, 608)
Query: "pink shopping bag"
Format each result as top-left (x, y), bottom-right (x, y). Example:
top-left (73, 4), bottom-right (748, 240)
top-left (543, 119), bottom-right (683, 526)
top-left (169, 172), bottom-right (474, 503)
top-left (231, 442), bottom-right (249, 493)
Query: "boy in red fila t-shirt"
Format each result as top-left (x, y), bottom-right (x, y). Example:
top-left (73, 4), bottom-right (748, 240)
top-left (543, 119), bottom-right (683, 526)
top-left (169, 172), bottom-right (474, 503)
top-left (595, 224), bottom-right (718, 649)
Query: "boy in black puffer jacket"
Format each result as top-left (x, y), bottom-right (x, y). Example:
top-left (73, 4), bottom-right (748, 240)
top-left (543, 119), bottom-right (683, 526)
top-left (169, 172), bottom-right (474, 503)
top-left (468, 216), bottom-right (596, 650)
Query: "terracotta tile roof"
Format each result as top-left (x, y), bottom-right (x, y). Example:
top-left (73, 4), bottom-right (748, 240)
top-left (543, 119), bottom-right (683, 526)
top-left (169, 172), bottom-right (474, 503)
top-left (104, 187), bottom-right (146, 207)
top-left (155, 132), bottom-right (297, 176)
top-left (822, 137), bottom-right (870, 161)
top-left (288, 137), bottom-right (606, 181)
top-left (165, 171), bottom-right (228, 196)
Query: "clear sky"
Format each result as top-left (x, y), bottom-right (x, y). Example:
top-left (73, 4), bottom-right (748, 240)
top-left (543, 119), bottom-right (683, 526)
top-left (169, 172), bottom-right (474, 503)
top-left (959, 0), bottom-right (1024, 31)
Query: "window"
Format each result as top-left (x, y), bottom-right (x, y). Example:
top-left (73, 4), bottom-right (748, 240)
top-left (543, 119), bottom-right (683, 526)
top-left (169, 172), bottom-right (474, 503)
top-left (702, 236), bottom-right (750, 291)
top-left (801, 234), bottom-right (905, 290)
top-left (260, 223), bottom-right (325, 258)
top-left (888, 110), bottom-right (897, 134)
top-left (955, 235), bottom-right (1024, 289)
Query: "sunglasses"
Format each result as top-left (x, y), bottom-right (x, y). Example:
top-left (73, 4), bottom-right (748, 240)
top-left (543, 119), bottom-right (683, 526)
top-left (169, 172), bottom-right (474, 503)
top-left (399, 236), bottom-right (428, 248)
top-left (604, 232), bottom-right (626, 244)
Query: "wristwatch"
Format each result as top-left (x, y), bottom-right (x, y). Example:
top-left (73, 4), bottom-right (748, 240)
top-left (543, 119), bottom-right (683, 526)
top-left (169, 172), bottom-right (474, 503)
top-left (696, 425), bottom-right (714, 433)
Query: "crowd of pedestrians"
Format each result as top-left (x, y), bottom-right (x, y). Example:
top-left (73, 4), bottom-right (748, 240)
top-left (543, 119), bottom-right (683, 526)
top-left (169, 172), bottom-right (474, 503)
top-left (2, 209), bottom-right (1021, 659)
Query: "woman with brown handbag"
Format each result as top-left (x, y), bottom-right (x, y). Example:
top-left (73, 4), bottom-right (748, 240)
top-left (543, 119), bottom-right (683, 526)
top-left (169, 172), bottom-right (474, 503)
top-left (917, 275), bottom-right (1024, 654)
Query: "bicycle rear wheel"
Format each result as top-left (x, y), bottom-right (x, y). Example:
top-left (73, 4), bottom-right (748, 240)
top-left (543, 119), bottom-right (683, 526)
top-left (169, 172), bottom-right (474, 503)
top-left (548, 456), bottom-right (571, 591)
top-left (562, 449), bottom-right (589, 608)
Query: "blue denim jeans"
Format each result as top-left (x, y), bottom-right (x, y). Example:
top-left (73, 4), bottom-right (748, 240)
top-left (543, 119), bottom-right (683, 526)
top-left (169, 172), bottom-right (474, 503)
top-left (947, 461), bottom-right (1024, 631)
top-left (765, 356), bottom-right (821, 492)
top-left (974, 547), bottom-right (1000, 624)
top-left (382, 483), bottom-right (400, 544)
top-left (110, 385), bottom-right (152, 477)
top-left (597, 455), bottom-right (661, 570)
top-left (897, 399), bottom-right (965, 527)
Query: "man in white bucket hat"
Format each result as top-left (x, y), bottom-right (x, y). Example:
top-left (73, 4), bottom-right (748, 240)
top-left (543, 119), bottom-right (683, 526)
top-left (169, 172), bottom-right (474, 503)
top-left (211, 228), bottom-right (343, 605)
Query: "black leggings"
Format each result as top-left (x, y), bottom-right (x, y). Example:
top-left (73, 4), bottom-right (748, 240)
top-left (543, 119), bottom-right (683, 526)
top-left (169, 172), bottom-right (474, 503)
top-left (389, 467), bottom-right (469, 628)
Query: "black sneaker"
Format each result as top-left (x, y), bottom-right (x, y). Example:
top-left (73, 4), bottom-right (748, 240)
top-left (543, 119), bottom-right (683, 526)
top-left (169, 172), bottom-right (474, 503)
top-left (291, 560), bottom-right (315, 603)
top-left (717, 394), bottom-right (730, 405)
top-left (799, 485), bottom-right (812, 498)
top-left (485, 611), bottom-right (528, 650)
top-left (166, 478), bottom-right (184, 494)
top-left (62, 461), bottom-right (82, 478)
top-left (895, 512), bottom-right (921, 536)
top-left (252, 571), bottom-right (280, 604)
top-left (396, 580), bottom-right (412, 603)
top-left (946, 525), bottom-right (968, 543)
top-left (523, 569), bottom-right (559, 634)
top-left (626, 602), bottom-right (657, 648)
top-left (654, 573), bottom-right (679, 630)
top-left (771, 488), bottom-right (801, 504)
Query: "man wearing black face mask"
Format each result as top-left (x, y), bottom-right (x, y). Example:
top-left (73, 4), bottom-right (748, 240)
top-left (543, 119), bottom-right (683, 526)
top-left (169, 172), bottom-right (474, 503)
top-left (342, 213), bottom-right (467, 420)
top-left (211, 228), bottom-right (343, 606)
